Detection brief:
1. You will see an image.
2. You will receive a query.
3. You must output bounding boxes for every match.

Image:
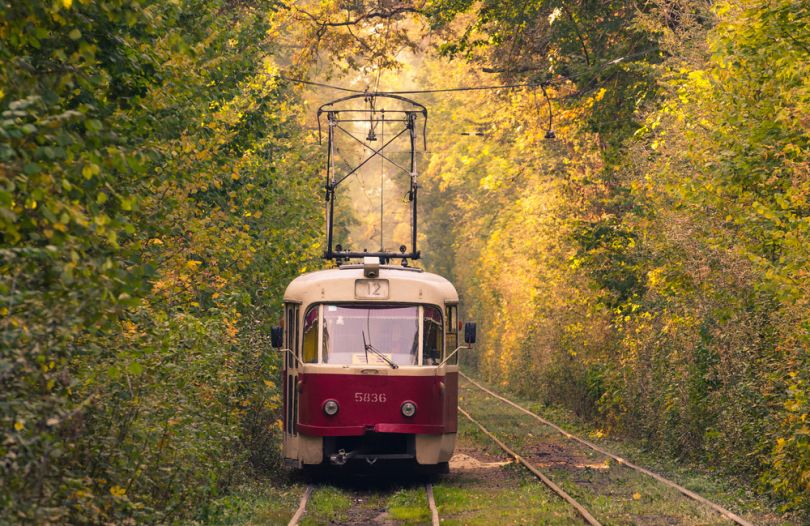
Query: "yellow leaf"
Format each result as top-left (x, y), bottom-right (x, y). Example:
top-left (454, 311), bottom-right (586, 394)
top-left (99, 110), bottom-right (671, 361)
top-left (110, 485), bottom-right (126, 497)
top-left (82, 163), bottom-right (99, 180)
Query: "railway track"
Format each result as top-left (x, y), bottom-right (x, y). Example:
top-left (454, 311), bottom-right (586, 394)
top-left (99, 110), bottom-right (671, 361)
top-left (287, 485), bottom-right (313, 526)
top-left (459, 406), bottom-right (602, 526)
top-left (459, 371), bottom-right (756, 526)
top-left (282, 374), bottom-right (760, 525)
top-left (286, 482), bottom-right (441, 526)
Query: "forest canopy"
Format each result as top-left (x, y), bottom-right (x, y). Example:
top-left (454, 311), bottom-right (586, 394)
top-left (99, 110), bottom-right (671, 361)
top-left (1, 0), bottom-right (808, 522)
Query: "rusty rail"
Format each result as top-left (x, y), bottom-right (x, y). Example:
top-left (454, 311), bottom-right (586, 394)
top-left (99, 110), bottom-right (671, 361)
top-left (287, 485), bottom-right (313, 526)
top-left (459, 406), bottom-right (603, 526)
top-left (460, 372), bottom-right (756, 526)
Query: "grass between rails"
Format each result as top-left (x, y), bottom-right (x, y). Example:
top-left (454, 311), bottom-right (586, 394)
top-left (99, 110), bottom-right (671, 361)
top-left (459, 380), bottom-right (730, 525)
top-left (298, 483), bottom-right (433, 525)
top-left (433, 421), bottom-right (584, 525)
top-left (205, 478), bottom-right (305, 526)
top-left (459, 375), bottom-right (804, 526)
top-left (432, 470), bottom-right (584, 525)
top-left (212, 417), bottom-right (590, 525)
top-left (386, 487), bottom-right (434, 523)
top-left (300, 486), bottom-right (354, 525)
top-left (203, 374), bottom-right (799, 526)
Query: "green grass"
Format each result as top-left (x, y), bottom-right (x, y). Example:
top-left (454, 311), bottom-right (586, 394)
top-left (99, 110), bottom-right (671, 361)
top-left (208, 375), bottom-right (801, 526)
top-left (204, 479), bottom-right (304, 526)
top-left (459, 380), bottom-right (730, 525)
top-left (386, 487), bottom-right (432, 523)
top-left (425, 421), bottom-right (585, 525)
top-left (299, 486), bottom-right (353, 525)
top-left (432, 467), bottom-right (583, 525)
top-left (459, 375), bottom-right (804, 526)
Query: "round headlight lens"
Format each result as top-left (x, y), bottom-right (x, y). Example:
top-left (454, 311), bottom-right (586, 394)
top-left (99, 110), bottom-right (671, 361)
top-left (401, 401), bottom-right (417, 418)
top-left (323, 399), bottom-right (339, 416)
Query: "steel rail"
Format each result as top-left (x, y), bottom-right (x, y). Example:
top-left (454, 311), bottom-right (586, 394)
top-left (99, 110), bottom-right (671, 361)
top-left (426, 483), bottom-right (440, 526)
top-left (460, 372), bottom-right (756, 526)
top-left (459, 407), bottom-right (603, 526)
top-left (287, 485), bottom-right (313, 526)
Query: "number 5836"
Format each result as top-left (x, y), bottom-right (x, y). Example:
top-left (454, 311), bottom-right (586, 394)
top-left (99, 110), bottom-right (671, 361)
top-left (354, 392), bottom-right (387, 403)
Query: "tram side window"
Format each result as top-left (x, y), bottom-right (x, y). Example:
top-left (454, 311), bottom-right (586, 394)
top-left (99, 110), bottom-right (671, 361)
top-left (302, 306), bottom-right (318, 363)
top-left (446, 305), bottom-right (458, 364)
top-left (423, 306), bottom-right (443, 365)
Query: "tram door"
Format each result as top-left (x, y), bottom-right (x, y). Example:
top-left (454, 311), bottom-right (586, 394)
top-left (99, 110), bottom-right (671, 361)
top-left (282, 303), bottom-right (300, 458)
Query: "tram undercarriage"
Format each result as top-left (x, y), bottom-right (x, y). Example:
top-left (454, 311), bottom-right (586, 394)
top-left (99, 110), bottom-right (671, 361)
top-left (285, 432), bottom-right (456, 470)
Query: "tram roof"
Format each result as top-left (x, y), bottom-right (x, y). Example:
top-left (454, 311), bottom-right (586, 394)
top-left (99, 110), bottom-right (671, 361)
top-left (284, 264), bottom-right (459, 306)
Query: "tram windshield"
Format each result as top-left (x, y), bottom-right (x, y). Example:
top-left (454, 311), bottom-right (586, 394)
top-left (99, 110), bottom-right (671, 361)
top-left (322, 305), bottom-right (419, 366)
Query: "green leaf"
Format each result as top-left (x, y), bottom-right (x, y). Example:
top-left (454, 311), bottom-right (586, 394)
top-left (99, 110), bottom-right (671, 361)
top-left (126, 361), bottom-right (143, 376)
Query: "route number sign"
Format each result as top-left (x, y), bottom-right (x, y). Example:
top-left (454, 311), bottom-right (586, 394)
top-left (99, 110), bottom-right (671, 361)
top-left (354, 279), bottom-right (389, 299)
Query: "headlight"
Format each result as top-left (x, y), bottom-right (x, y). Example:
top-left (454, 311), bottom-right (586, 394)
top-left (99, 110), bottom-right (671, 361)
top-left (323, 399), bottom-right (339, 416)
top-left (401, 401), bottom-right (417, 418)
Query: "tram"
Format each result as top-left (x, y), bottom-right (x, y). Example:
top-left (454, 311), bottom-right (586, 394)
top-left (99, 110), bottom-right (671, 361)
top-left (270, 93), bottom-right (475, 471)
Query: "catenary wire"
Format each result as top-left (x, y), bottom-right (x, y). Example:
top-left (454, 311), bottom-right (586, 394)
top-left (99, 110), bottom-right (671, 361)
top-left (273, 74), bottom-right (550, 94)
top-left (271, 46), bottom-right (660, 95)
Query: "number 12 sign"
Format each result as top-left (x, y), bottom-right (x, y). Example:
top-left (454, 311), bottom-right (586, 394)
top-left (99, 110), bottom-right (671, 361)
top-left (354, 279), bottom-right (389, 300)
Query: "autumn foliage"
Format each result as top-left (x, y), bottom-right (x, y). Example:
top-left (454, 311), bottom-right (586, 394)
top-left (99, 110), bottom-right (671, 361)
top-left (1, 0), bottom-right (808, 522)
top-left (1, 0), bottom-right (320, 522)
top-left (418, 0), bottom-right (809, 511)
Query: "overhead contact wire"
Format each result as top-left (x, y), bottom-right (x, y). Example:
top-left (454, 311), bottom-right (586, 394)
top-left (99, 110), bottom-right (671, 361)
top-left (271, 47), bottom-right (661, 96)
top-left (273, 74), bottom-right (550, 94)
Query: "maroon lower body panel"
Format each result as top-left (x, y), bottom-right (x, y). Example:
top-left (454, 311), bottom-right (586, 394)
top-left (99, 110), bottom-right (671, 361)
top-left (297, 371), bottom-right (458, 436)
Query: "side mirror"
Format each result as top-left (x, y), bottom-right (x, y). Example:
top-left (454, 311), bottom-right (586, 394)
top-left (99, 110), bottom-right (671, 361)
top-left (270, 326), bottom-right (283, 349)
top-left (464, 322), bottom-right (477, 345)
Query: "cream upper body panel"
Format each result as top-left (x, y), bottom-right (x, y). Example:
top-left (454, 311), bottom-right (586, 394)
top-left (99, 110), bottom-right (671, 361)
top-left (283, 265), bottom-right (459, 307)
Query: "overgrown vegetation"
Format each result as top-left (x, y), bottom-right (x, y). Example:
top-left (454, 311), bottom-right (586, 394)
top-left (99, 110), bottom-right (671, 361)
top-left (1, 0), bottom-right (320, 522)
top-left (2, 0), bottom-right (807, 522)
top-left (416, 0), bottom-right (810, 512)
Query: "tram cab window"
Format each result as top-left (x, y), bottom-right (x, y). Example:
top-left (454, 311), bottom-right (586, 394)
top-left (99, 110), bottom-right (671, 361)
top-left (423, 306), bottom-right (443, 365)
top-left (445, 305), bottom-right (458, 364)
top-left (302, 306), bottom-right (318, 363)
top-left (322, 305), bottom-right (419, 366)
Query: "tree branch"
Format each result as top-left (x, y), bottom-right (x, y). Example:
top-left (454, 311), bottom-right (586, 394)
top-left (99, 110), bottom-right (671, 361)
top-left (295, 5), bottom-right (422, 28)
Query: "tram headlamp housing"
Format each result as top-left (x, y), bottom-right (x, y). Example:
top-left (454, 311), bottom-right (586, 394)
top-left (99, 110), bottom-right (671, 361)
top-left (401, 401), bottom-right (417, 418)
top-left (323, 399), bottom-right (339, 416)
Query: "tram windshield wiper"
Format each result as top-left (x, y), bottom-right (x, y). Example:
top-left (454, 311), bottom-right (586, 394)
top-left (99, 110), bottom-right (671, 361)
top-left (362, 330), bottom-right (398, 369)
